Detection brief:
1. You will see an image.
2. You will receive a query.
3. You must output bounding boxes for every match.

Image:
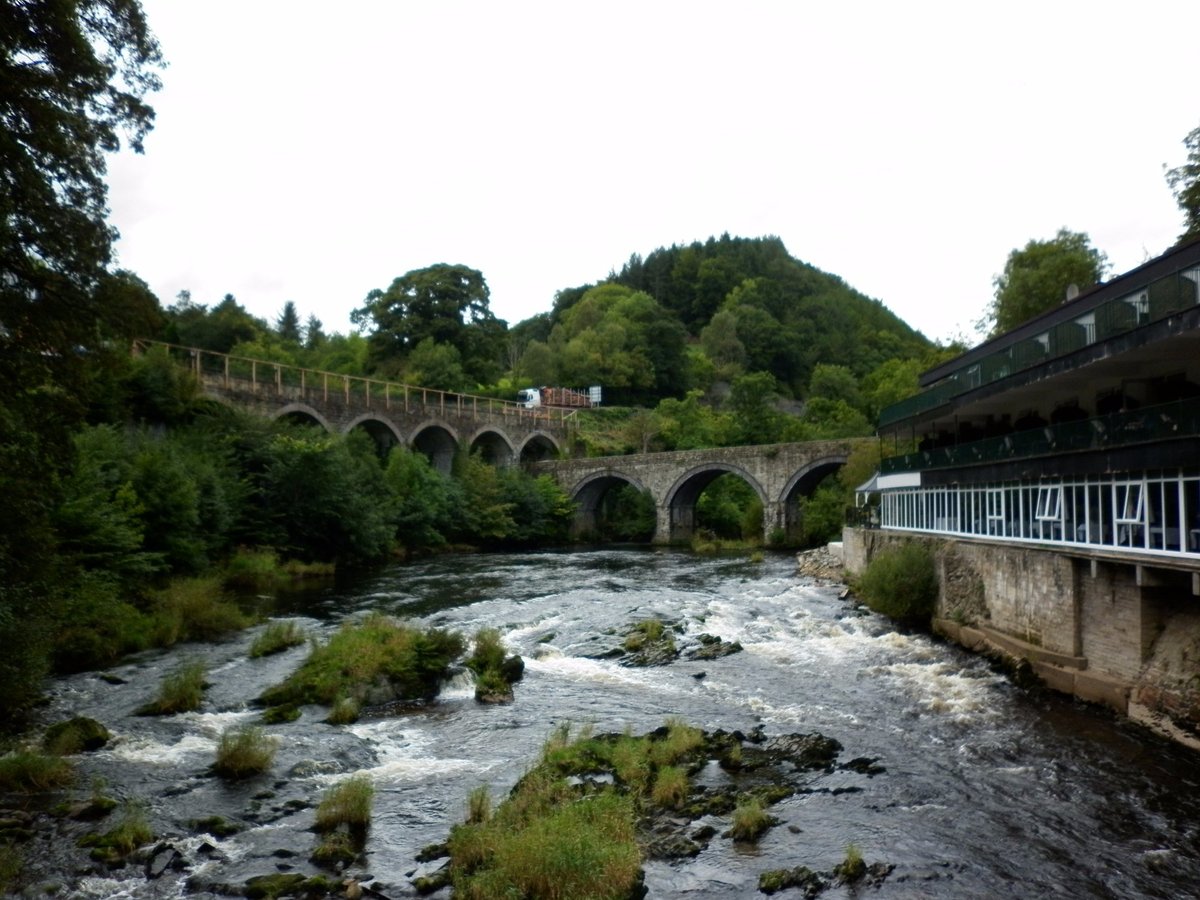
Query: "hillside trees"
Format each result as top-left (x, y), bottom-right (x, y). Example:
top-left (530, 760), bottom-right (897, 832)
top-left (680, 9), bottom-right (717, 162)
top-left (520, 284), bottom-right (688, 404)
top-left (353, 264), bottom-right (507, 385)
top-left (986, 229), bottom-right (1108, 335)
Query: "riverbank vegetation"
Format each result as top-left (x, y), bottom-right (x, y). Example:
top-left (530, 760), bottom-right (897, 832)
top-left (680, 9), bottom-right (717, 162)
top-left (856, 542), bottom-right (940, 625)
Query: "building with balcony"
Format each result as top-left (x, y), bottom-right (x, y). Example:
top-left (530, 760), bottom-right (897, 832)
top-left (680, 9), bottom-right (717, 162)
top-left (871, 235), bottom-right (1200, 570)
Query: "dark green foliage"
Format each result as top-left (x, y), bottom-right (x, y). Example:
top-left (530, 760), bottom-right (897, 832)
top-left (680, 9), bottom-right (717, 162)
top-left (258, 430), bottom-right (393, 564)
top-left (986, 229), bottom-right (1108, 335)
top-left (696, 474), bottom-right (761, 540)
top-left (385, 447), bottom-right (455, 550)
top-left (353, 264), bottom-right (506, 384)
top-left (858, 543), bottom-right (939, 624)
top-left (596, 484), bottom-right (656, 542)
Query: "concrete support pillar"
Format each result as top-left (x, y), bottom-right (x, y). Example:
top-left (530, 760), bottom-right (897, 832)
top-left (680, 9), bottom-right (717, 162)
top-left (653, 505), bottom-right (672, 545)
top-left (763, 500), bottom-right (786, 544)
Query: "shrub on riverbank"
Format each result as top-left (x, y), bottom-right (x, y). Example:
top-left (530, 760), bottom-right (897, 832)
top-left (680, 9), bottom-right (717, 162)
top-left (314, 775), bottom-right (374, 834)
top-left (259, 614), bottom-right (465, 709)
top-left (224, 548), bottom-right (334, 591)
top-left (856, 542), bottom-right (939, 624)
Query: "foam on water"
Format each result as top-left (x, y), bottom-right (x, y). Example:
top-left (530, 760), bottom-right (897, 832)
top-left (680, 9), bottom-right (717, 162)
top-left (104, 732), bottom-right (217, 764)
top-left (339, 720), bottom-right (491, 783)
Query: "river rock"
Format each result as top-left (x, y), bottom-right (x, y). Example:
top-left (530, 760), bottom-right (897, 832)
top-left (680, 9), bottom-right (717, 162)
top-left (41, 716), bottom-right (110, 755)
top-left (144, 842), bottom-right (186, 879)
top-left (795, 546), bottom-right (844, 583)
top-left (685, 633), bottom-right (743, 660)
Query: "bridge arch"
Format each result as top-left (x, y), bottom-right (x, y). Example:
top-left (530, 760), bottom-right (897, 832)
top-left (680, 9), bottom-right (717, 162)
top-left (776, 454), bottom-right (849, 543)
top-left (345, 413), bottom-right (404, 459)
top-left (519, 432), bottom-right (561, 464)
top-left (410, 420), bottom-right (461, 475)
top-left (569, 470), bottom-right (652, 540)
top-left (663, 463), bottom-right (767, 544)
top-left (468, 427), bottom-right (516, 467)
top-left (273, 402), bottom-right (332, 432)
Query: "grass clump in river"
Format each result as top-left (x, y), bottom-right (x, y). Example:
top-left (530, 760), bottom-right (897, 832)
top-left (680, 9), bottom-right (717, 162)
top-left (137, 659), bottom-right (207, 716)
top-left (78, 801), bottom-right (153, 863)
top-left (213, 725), bottom-right (278, 779)
top-left (464, 627), bottom-right (525, 703)
top-left (856, 542), bottom-right (939, 625)
top-left (248, 620), bottom-right (307, 658)
top-left (446, 719), bottom-right (720, 897)
top-left (0, 752), bottom-right (73, 792)
top-left (259, 613), bottom-right (465, 710)
top-left (310, 775), bottom-right (374, 869)
top-left (728, 796), bottom-right (772, 842)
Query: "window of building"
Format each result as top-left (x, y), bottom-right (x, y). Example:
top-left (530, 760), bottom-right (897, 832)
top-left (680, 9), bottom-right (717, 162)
top-left (1076, 313), bottom-right (1096, 345)
top-left (1126, 291), bottom-right (1149, 324)
top-left (1035, 485), bottom-right (1062, 521)
top-left (1115, 482), bottom-right (1144, 524)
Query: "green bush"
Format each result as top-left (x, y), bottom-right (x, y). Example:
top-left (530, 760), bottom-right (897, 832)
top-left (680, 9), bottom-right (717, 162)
top-left (650, 765), bottom-right (688, 809)
top-left (79, 802), bottom-right (153, 861)
top-left (857, 542), bottom-right (939, 624)
top-left (326, 696), bottom-right (360, 725)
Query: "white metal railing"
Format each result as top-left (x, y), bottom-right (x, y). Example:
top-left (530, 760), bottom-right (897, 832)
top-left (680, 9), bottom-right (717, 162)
top-left (878, 470), bottom-right (1200, 559)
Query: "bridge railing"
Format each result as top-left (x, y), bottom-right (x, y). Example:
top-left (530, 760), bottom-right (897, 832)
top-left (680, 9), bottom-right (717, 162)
top-left (133, 340), bottom-right (572, 427)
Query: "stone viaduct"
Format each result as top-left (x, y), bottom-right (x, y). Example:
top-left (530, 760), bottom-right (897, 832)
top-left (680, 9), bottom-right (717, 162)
top-left (145, 342), bottom-right (869, 543)
top-left (145, 341), bottom-right (569, 473)
top-left (533, 439), bottom-right (870, 544)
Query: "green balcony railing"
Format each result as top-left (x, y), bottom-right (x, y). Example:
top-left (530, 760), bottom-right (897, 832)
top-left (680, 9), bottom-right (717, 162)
top-left (881, 396), bottom-right (1200, 475)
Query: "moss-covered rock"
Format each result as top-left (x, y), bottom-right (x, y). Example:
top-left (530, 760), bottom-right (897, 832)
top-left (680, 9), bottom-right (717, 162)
top-left (42, 717), bottom-right (110, 755)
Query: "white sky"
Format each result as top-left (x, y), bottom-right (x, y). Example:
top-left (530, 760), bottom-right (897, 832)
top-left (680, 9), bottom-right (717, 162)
top-left (106, 1), bottom-right (1200, 346)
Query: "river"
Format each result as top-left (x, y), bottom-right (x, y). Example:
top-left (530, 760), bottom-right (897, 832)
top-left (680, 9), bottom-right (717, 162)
top-left (18, 548), bottom-right (1200, 898)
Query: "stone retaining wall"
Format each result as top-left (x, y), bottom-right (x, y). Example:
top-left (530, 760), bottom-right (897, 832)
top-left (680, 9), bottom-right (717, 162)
top-left (843, 527), bottom-right (1200, 750)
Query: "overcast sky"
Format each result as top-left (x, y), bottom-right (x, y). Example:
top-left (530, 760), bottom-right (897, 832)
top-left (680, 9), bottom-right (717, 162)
top-left (106, 1), bottom-right (1200, 346)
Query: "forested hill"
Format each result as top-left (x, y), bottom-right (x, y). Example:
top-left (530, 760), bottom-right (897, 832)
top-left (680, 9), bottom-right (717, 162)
top-left (516, 234), bottom-right (931, 403)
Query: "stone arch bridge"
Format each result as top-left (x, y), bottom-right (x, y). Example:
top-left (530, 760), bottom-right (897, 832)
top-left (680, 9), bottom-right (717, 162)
top-left (533, 439), bottom-right (870, 545)
top-left (140, 341), bottom-right (570, 471)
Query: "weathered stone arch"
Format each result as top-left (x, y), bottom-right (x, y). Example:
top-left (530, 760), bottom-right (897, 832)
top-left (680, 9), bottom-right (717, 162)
top-left (345, 413), bottom-right (404, 458)
top-left (569, 470), bottom-right (651, 539)
top-left (469, 427), bottom-right (516, 467)
top-left (776, 455), bottom-right (848, 542)
top-left (273, 402), bottom-right (332, 432)
top-left (519, 431), bottom-right (561, 464)
top-left (662, 463), bottom-right (767, 544)
top-left (410, 420), bottom-right (461, 475)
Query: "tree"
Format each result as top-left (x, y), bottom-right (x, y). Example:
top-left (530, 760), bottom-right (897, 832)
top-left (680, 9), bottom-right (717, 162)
top-left (353, 264), bottom-right (507, 383)
top-left (986, 229), bottom-right (1108, 335)
top-left (304, 314), bottom-right (325, 350)
top-left (276, 301), bottom-right (302, 344)
top-left (0, 0), bottom-right (163, 724)
top-left (1166, 124), bottom-right (1200, 242)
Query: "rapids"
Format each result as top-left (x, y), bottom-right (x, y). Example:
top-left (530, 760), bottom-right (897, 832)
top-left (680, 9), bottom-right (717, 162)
top-left (16, 548), bottom-right (1200, 898)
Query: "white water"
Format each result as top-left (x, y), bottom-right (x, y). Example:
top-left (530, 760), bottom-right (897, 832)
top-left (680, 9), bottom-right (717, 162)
top-left (22, 549), bottom-right (1200, 898)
